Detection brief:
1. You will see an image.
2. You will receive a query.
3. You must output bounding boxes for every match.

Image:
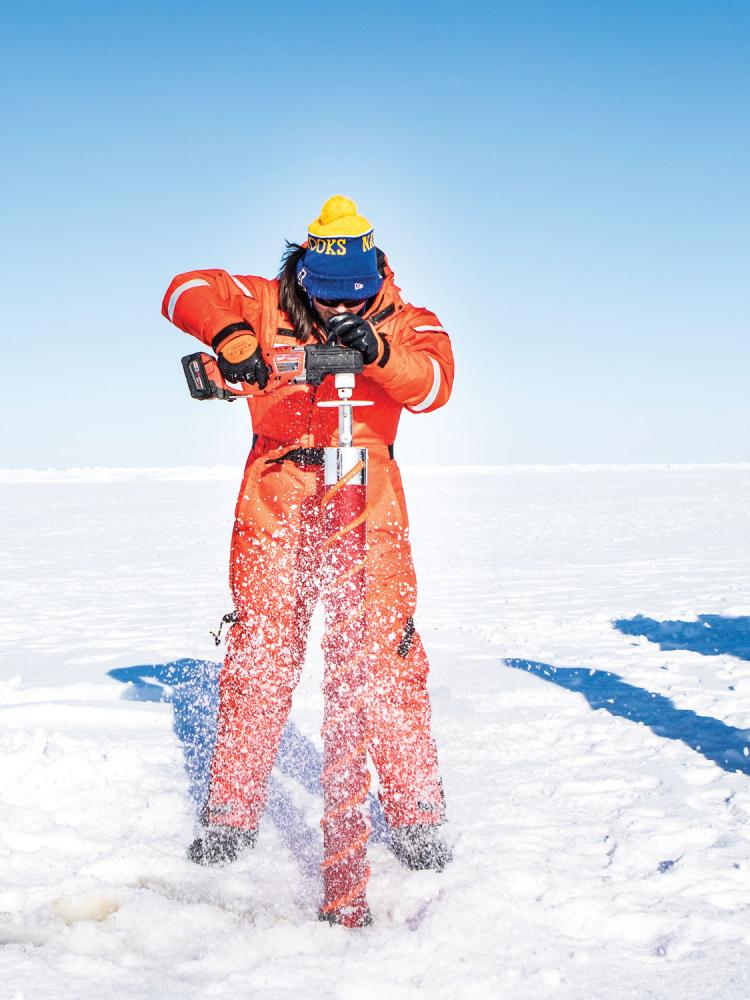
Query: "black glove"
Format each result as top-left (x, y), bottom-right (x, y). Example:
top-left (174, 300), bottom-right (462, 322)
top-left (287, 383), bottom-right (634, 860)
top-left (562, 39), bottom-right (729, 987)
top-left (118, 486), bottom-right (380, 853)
top-left (326, 313), bottom-right (381, 365)
top-left (216, 333), bottom-right (270, 389)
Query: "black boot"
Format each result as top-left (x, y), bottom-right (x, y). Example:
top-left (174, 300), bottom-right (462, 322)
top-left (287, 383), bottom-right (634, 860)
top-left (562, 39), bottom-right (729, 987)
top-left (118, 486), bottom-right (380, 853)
top-left (389, 824), bottom-right (453, 872)
top-left (187, 826), bottom-right (257, 866)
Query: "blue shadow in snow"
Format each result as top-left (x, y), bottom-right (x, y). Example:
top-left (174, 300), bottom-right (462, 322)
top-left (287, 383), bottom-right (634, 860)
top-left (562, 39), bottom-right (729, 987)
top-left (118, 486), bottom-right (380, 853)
top-left (613, 614), bottom-right (750, 662)
top-left (504, 658), bottom-right (750, 777)
top-left (108, 659), bottom-right (220, 806)
top-left (107, 659), bottom-right (387, 877)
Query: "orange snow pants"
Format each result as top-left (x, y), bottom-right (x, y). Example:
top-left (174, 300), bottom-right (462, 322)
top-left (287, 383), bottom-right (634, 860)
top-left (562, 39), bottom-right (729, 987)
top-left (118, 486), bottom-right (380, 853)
top-left (205, 437), bottom-right (445, 832)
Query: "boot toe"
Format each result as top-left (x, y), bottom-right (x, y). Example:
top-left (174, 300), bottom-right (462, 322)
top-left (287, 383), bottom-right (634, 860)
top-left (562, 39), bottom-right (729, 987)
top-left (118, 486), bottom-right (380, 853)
top-left (187, 826), bottom-right (257, 866)
top-left (389, 824), bottom-right (453, 872)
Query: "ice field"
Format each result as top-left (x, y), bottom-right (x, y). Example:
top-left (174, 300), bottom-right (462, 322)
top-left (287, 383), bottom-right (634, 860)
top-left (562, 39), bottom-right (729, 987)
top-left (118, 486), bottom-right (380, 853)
top-left (2, 464), bottom-right (750, 998)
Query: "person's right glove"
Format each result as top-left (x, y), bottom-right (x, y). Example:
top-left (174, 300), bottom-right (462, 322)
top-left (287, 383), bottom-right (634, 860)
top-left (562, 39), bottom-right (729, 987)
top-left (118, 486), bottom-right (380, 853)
top-left (216, 332), bottom-right (270, 388)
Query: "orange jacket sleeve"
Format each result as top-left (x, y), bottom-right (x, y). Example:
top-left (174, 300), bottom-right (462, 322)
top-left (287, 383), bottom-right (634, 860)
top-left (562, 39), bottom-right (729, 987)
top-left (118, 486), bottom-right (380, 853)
top-left (161, 269), bottom-right (264, 349)
top-left (366, 307), bottom-right (454, 414)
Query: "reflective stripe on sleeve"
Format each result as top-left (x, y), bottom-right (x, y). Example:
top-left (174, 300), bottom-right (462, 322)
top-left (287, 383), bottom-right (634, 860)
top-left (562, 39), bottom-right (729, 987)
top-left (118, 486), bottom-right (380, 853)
top-left (167, 278), bottom-right (210, 321)
top-left (412, 325), bottom-right (446, 332)
top-left (230, 274), bottom-right (253, 297)
top-left (411, 356), bottom-right (441, 412)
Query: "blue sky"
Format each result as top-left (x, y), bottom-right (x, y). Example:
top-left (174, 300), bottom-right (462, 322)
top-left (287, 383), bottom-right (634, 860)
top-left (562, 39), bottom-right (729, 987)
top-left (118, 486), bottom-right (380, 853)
top-left (2, 0), bottom-right (748, 467)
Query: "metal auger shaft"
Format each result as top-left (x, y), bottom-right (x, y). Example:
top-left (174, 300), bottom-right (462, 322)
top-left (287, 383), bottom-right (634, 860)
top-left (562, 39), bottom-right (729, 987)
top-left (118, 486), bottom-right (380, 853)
top-left (318, 374), bottom-right (373, 927)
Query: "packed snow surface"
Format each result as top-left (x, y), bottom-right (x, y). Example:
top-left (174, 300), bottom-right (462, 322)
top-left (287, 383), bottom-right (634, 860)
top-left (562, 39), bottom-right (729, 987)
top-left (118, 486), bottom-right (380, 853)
top-left (2, 465), bottom-right (750, 998)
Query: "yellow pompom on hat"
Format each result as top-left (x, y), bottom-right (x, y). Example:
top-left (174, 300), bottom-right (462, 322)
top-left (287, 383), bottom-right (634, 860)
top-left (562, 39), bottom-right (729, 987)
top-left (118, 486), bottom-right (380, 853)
top-left (308, 195), bottom-right (373, 237)
top-left (298, 195), bottom-right (382, 299)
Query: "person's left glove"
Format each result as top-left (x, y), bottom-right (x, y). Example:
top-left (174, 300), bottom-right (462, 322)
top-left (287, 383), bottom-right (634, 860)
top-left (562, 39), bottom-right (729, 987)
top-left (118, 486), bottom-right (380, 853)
top-left (216, 332), bottom-right (270, 389)
top-left (326, 314), bottom-right (381, 365)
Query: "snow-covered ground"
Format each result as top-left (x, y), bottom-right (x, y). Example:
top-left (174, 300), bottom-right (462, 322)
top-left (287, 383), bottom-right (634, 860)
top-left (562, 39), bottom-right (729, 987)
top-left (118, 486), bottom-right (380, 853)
top-left (2, 465), bottom-right (750, 999)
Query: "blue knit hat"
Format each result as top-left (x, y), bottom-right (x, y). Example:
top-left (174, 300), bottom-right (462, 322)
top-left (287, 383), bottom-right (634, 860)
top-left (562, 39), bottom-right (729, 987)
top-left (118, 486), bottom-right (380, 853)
top-left (296, 195), bottom-right (382, 300)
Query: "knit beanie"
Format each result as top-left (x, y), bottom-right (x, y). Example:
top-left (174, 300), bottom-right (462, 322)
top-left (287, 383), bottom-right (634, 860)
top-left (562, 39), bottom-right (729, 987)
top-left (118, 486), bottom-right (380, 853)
top-left (296, 195), bottom-right (382, 300)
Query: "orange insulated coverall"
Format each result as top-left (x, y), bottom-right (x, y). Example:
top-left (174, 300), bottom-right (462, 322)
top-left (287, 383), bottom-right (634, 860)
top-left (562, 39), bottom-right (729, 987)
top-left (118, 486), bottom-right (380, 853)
top-left (162, 257), bottom-right (454, 832)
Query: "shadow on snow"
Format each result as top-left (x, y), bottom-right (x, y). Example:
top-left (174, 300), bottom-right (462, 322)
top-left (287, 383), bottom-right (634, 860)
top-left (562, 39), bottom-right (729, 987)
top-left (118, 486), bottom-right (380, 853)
top-left (504, 658), bottom-right (750, 777)
top-left (613, 614), bottom-right (750, 661)
top-left (107, 659), bottom-right (388, 882)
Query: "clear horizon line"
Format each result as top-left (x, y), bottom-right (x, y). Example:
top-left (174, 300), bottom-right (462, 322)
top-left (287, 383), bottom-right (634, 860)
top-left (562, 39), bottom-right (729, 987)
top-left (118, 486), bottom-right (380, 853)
top-left (2, 462), bottom-right (750, 484)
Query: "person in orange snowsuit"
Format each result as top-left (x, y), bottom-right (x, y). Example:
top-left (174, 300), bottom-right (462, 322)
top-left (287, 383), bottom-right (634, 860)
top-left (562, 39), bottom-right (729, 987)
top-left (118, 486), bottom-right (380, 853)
top-left (162, 196), bottom-right (454, 871)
